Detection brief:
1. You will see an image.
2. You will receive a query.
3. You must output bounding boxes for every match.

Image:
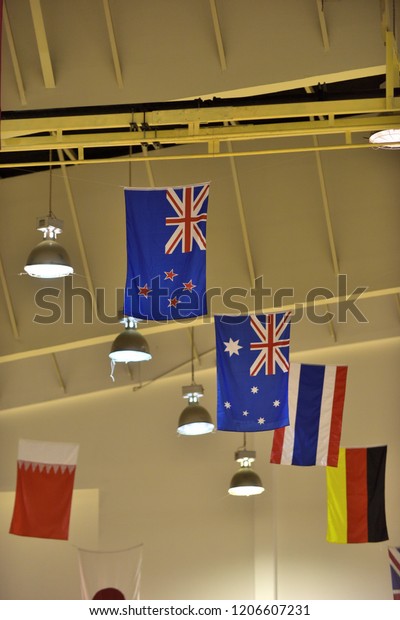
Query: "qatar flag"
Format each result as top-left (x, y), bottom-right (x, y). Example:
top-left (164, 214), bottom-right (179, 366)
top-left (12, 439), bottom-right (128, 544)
top-left (9, 439), bottom-right (79, 540)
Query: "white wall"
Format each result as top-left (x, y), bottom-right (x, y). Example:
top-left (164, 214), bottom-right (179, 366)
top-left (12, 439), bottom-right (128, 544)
top-left (0, 369), bottom-right (255, 600)
top-left (254, 337), bottom-right (400, 600)
top-left (0, 338), bottom-right (399, 600)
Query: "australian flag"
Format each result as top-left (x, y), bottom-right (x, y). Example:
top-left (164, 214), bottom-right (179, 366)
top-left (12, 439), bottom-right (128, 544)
top-left (215, 312), bottom-right (291, 432)
top-left (123, 183), bottom-right (209, 321)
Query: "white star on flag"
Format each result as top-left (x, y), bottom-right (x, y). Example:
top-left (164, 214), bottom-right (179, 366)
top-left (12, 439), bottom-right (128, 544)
top-left (273, 400), bottom-right (280, 407)
top-left (251, 386), bottom-right (259, 394)
top-left (257, 417), bottom-right (265, 425)
top-left (223, 338), bottom-right (243, 357)
top-left (224, 401), bottom-right (231, 409)
top-left (243, 410), bottom-right (249, 416)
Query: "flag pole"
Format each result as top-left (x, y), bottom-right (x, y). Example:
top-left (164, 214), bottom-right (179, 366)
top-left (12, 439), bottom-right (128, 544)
top-left (272, 464), bottom-right (278, 600)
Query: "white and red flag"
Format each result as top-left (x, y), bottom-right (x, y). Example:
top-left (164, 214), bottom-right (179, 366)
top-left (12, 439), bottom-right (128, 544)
top-left (78, 544), bottom-right (143, 600)
top-left (9, 439), bottom-right (79, 540)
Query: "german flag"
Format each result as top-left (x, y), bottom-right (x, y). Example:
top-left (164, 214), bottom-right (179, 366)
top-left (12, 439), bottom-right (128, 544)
top-left (326, 446), bottom-right (388, 543)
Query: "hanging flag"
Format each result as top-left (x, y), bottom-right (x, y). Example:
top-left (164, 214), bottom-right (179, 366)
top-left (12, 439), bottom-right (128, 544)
top-left (9, 439), bottom-right (79, 540)
top-left (270, 363), bottom-right (348, 466)
top-left (326, 446), bottom-right (388, 544)
top-left (78, 544), bottom-right (143, 600)
top-left (388, 547), bottom-right (400, 600)
top-left (215, 312), bottom-right (291, 431)
top-left (123, 183), bottom-right (209, 321)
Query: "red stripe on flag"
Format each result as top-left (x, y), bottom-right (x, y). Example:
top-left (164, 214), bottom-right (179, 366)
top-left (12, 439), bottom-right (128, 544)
top-left (389, 549), bottom-right (400, 573)
top-left (326, 366), bottom-right (348, 466)
top-left (270, 427), bottom-right (285, 463)
top-left (183, 187), bottom-right (192, 252)
top-left (346, 448), bottom-right (368, 543)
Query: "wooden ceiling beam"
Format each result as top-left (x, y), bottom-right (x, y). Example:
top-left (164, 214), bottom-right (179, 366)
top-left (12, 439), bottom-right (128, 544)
top-left (3, 96), bottom-right (400, 139)
top-left (102, 0), bottom-right (124, 88)
top-left (29, 0), bottom-right (56, 88)
top-left (316, 0), bottom-right (330, 52)
top-left (209, 0), bottom-right (227, 70)
top-left (3, 1), bottom-right (27, 105)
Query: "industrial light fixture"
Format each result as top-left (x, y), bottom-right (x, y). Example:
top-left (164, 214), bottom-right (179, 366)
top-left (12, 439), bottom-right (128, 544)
top-left (228, 434), bottom-right (264, 497)
top-left (369, 128), bottom-right (400, 149)
top-left (177, 328), bottom-right (214, 436)
top-left (109, 316), bottom-right (152, 365)
top-left (177, 383), bottom-right (214, 436)
top-left (24, 153), bottom-right (73, 278)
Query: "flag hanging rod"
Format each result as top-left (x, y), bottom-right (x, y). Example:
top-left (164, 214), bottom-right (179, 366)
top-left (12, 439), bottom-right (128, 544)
top-left (1, 96), bottom-right (400, 165)
top-left (0, 285), bottom-right (399, 365)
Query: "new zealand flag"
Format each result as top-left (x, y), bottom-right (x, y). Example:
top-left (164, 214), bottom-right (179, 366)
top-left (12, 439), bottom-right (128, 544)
top-left (123, 183), bottom-right (209, 321)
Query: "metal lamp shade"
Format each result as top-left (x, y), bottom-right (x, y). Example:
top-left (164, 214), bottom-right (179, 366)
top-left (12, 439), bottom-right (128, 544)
top-left (228, 466), bottom-right (265, 496)
top-left (24, 239), bottom-right (74, 278)
top-left (369, 129), bottom-right (400, 149)
top-left (109, 327), bottom-right (152, 363)
top-left (177, 401), bottom-right (214, 436)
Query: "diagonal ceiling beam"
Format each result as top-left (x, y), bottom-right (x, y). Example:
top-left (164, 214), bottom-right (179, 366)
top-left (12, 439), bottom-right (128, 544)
top-left (312, 136), bottom-right (339, 276)
top-left (0, 286), bottom-right (399, 365)
top-left (380, 0), bottom-right (390, 42)
top-left (3, 1), bottom-right (27, 105)
top-left (102, 0), bottom-right (123, 88)
top-left (57, 149), bottom-right (96, 299)
top-left (29, 0), bottom-right (55, 88)
top-left (316, 0), bottom-right (330, 51)
top-left (51, 353), bottom-right (66, 393)
top-left (226, 140), bottom-right (256, 287)
top-left (208, 0), bottom-right (227, 70)
top-left (0, 252), bottom-right (19, 340)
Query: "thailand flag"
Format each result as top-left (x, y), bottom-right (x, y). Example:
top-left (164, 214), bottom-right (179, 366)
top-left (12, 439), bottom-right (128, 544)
top-left (9, 439), bottom-right (79, 540)
top-left (270, 363), bottom-right (348, 466)
top-left (123, 183), bottom-right (209, 321)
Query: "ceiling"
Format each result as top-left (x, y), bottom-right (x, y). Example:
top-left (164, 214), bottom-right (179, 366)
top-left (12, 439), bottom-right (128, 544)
top-left (0, 0), bottom-right (399, 412)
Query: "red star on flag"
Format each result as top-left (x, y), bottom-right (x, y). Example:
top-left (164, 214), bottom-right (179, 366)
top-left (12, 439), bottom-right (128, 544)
top-left (138, 284), bottom-right (152, 297)
top-left (164, 269), bottom-right (178, 281)
top-left (182, 279), bottom-right (196, 292)
top-left (168, 297), bottom-right (180, 308)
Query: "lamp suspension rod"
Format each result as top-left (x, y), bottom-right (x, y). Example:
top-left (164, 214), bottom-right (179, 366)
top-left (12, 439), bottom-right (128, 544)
top-left (48, 148), bottom-right (53, 217)
top-left (190, 326), bottom-right (195, 383)
top-left (128, 110), bottom-right (134, 186)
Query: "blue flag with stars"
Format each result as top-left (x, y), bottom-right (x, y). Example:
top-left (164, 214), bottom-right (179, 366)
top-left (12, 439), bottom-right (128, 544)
top-left (123, 183), bottom-right (209, 321)
top-left (215, 313), bottom-right (291, 432)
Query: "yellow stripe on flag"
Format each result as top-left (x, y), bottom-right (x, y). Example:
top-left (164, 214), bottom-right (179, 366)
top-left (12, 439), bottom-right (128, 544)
top-left (326, 447), bottom-right (347, 543)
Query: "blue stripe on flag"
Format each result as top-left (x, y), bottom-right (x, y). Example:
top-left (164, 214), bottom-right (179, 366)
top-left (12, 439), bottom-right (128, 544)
top-left (292, 364), bottom-right (325, 466)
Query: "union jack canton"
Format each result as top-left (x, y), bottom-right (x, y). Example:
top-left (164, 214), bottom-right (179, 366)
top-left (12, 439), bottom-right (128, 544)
top-left (388, 546), bottom-right (400, 600)
top-left (215, 312), bottom-right (291, 432)
top-left (123, 183), bottom-right (210, 321)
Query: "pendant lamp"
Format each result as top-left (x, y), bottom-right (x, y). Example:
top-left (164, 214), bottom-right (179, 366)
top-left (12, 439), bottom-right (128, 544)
top-left (109, 316), bottom-right (152, 364)
top-left (228, 434), bottom-right (264, 496)
top-left (177, 328), bottom-right (214, 436)
top-left (24, 153), bottom-right (73, 279)
top-left (369, 128), bottom-right (400, 149)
